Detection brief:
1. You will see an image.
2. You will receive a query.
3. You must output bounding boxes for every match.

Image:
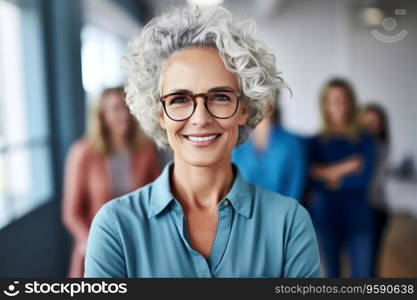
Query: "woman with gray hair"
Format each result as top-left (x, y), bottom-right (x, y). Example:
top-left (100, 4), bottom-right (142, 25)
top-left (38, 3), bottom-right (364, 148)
top-left (84, 5), bottom-right (320, 278)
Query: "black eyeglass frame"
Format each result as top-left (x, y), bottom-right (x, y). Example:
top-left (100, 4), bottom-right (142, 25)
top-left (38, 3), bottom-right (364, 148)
top-left (160, 89), bottom-right (242, 122)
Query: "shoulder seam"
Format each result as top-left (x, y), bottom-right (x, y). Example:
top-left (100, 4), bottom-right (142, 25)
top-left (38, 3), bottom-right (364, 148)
top-left (106, 204), bottom-right (124, 248)
top-left (105, 204), bottom-right (127, 272)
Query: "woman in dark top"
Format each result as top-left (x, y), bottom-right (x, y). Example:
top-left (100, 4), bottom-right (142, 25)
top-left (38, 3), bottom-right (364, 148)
top-left (308, 78), bottom-right (375, 277)
top-left (361, 103), bottom-right (390, 276)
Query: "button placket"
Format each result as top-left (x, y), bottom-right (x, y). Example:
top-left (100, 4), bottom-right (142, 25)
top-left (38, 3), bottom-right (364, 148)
top-left (169, 208), bottom-right (212, 278)
top-left (208, 202), bottom-right (233, 276)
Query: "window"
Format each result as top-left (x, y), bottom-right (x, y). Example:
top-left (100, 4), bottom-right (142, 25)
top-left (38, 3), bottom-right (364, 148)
top-left (81, 24), bottom-right (128, 98)
top-left (80, 0), bottom-right (141, 105)
top-left (0, 0), bottom-right (52, 228)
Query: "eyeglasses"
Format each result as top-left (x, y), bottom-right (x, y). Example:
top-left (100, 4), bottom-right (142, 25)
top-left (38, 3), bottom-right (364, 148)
top-left (160, 87), bottom-right (241, 121)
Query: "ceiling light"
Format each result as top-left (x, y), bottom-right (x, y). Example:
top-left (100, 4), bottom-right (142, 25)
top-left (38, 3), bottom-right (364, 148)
top-left (186, 0), bottom-right (224, 7)
top-left (360, 7), bottom-right (385, 26)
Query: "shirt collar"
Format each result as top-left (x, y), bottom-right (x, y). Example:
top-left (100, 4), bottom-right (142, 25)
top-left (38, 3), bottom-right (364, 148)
top-left (223, 164), bottom-right (254, 218)
top-left (148, 162), bottom-right (175, 218)
top-left (148, 162), bottom-right (254, 219)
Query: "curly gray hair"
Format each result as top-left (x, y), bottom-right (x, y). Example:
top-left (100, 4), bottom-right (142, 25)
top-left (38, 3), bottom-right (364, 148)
top-left (125, 5), bottom-right (285, 149)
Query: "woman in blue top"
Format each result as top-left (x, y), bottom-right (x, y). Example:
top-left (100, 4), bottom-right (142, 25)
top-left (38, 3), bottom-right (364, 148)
top-left (308, 78), bottom-right (375, 277)
top-left (84, 6), bottom-right (320, 278)
top-left (233, 103), bottom-right (307, 201)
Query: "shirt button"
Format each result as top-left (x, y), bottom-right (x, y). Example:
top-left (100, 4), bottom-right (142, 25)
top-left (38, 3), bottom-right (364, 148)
top-left (223, 200), bottom-right (229, 206)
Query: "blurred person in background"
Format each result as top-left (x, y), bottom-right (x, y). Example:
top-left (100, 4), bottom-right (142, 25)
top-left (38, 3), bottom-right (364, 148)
top-left (308, 78), bottom-right (375, 277)
top-left (232, 98), bottom-right (307, 200)
top-left (84, 6), bottom-right (320, 278)
top-left (62, 87), bottom-right (160, 277)
top-left (361, 103), bottom-right (390, 276)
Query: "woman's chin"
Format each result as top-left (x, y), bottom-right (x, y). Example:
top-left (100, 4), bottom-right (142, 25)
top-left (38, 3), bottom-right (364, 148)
top-left (178, 153), bottom-right (227, 168)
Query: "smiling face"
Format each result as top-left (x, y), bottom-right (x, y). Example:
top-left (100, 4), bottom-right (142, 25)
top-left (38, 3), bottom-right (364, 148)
top-left (159, 47), bottom-right (248, 167)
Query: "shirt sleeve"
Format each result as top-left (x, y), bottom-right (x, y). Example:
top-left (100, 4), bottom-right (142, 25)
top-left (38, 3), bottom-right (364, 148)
top-left (231, 145), bottom-right (243, 165)
top-left (285, 137), bottom-right (307, 201)
top-left (339, 134), bottom-right (375, 191)
top-left (61, 141), bottom-right (90, 243)
top-left (84, 204), bottom-right (127, 278)
top-left (283, 204), bottom-right (321, 277)
top-left (306, 136), bottom-right (326, 192)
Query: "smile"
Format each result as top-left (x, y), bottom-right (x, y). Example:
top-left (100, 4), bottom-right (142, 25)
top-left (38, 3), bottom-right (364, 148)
top-left (182, 134), bottom-right (222, 147)
top-left (187, 134), bottom-right (219, 142)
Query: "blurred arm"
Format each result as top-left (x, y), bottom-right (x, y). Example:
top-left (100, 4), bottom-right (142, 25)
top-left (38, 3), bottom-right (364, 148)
top-left (310, 155), bottom-right (362, 185)
top-left (339, 135), bottom-right (375, 190)
top-left (62, 141), bottom-right (90, 245)
top-left (286, 139), bottom-right (307, 200)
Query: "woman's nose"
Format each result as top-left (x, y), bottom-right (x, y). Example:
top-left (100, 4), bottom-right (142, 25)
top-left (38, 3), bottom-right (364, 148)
top-left (190, 97), bottom-right (213, 126)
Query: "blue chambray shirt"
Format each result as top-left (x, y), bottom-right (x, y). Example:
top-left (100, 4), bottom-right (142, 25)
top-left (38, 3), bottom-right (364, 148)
top-left (84, 163), bottom-right (321, 278)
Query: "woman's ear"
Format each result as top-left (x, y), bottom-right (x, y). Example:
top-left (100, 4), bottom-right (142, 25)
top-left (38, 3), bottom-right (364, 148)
top-left (159, 111), bottom-right (166, 129)
top-left (238, 104), bottom-right (249, 126)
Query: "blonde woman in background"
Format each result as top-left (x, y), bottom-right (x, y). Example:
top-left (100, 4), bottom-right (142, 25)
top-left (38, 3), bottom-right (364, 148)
top-left (62, 87), bottom-right (160, 277)
top-left (308, 78), bottom-right (375, 277)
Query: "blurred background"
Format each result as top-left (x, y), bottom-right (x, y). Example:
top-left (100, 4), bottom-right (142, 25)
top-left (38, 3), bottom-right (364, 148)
top-left (0, 0), bottom-right (416, 277)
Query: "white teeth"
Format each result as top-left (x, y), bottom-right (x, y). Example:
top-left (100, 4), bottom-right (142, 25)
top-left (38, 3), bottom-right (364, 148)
top-left (188, 135), bottom-right (218, 142)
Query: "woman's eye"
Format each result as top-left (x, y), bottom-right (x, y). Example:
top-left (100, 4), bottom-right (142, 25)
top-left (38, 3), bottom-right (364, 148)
top-left (170, 96), bottom-right (189, 105)
top-left (213, 94), bottom-right (231, 101)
